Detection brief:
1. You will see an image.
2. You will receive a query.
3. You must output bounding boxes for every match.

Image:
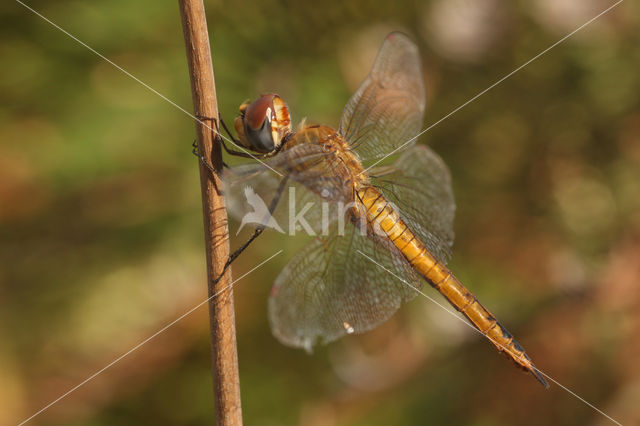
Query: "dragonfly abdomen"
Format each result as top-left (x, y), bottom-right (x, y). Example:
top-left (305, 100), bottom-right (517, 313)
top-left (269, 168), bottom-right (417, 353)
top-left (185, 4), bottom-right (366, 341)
top-left (357, 185), bottom-right (548, 387)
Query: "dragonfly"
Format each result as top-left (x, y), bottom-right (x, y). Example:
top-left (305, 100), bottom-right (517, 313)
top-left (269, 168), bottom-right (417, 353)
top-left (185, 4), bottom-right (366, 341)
top-left (220, 32), bottom-right (548, 387)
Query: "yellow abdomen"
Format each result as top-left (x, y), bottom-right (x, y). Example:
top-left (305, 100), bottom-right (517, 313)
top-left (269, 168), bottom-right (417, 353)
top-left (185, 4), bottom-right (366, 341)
top-left (357, 185), bottom-right (548, 387)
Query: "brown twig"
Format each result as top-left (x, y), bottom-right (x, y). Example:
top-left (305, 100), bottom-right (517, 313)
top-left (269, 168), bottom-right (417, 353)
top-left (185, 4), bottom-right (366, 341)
top-left (178, 1), bottom-right (243, 424)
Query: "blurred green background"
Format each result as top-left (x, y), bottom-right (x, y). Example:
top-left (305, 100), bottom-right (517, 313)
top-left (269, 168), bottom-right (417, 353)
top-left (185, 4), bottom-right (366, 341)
top-left (1, 0), bottom-right (639, 425)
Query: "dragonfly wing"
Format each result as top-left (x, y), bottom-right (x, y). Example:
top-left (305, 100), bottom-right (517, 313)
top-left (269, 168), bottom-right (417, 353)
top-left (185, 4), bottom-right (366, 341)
top-left (269, 219), bottom-right (422, 351)
top-left (224, 166), bottom-right (325, 235)
top-left (339, 32), bottom-right (426, 161)
top-left (371, 145), bottom-right (455, 264)
top-left (224, 142), bottom-right (348, 234)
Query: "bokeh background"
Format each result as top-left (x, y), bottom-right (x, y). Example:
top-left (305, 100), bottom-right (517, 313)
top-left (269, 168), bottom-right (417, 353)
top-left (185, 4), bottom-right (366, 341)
top-left (2, 0), bottom-right (639, 425)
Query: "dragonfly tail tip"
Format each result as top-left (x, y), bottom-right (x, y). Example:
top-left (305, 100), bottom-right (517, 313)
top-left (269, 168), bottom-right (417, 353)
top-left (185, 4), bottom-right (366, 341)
top-left (531, 367), bottom-right (550, 389)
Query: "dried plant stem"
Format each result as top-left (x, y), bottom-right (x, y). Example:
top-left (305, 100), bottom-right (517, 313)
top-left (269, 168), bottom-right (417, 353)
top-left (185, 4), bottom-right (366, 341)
top-left (178, 1), bottom-right (243, 424)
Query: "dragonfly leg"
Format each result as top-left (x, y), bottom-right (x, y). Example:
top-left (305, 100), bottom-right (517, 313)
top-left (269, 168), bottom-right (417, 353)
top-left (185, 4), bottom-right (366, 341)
top-left (191, 116), bottom-right (237, 171)
top-left (221, 141), bottom-right (265, 159)
top-left (219, 116), bottom-right (284, 160)
top-left (194, 113), bottom-right (249, 161)
top-left (194, 113), bottom-right (222, 145)
top-left (192, 139), bottom-right (219, 175)
top-left (210, 174), bottom-right (290, 287)
top-left (195, 113), bottom-right (219, 126)
top-left (191, 113), bottom-right (223, 175)
top-left (219, 116), bottom-right (240, 144)
top-left (218, 115), bottom-right (253, 158)
top-left (196, 114), bottom-right (283, 160)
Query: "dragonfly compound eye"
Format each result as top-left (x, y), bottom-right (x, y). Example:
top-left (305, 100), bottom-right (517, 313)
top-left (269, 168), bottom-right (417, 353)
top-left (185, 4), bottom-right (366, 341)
top-left (235, 94), bottom-right (291, 154)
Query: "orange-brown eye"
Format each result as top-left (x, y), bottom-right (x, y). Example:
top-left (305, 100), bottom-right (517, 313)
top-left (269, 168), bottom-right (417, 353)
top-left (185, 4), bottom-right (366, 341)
top-left (234, 94), bottom-right (292, 154)
top-left (244, 95), bottom-right (276, 131)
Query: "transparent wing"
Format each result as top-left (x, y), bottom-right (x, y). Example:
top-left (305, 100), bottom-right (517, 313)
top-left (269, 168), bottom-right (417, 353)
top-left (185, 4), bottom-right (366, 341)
top-left (371, 145), bottom-right (455, 264)
top-left (267, 145), bottom-right (454, 350)
top-left (224, 163), bottom-right (329, 235)
top-left (224, 132), bottom-right (352, 234)
top-left (269, 216), bottom-right (422, 351)
top-left (339, 32), bottom-right (426, 161)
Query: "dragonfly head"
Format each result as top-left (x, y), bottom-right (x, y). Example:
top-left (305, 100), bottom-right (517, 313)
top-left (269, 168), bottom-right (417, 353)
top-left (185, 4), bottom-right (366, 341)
top-left (235, 94), bottom-right (291, 153)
